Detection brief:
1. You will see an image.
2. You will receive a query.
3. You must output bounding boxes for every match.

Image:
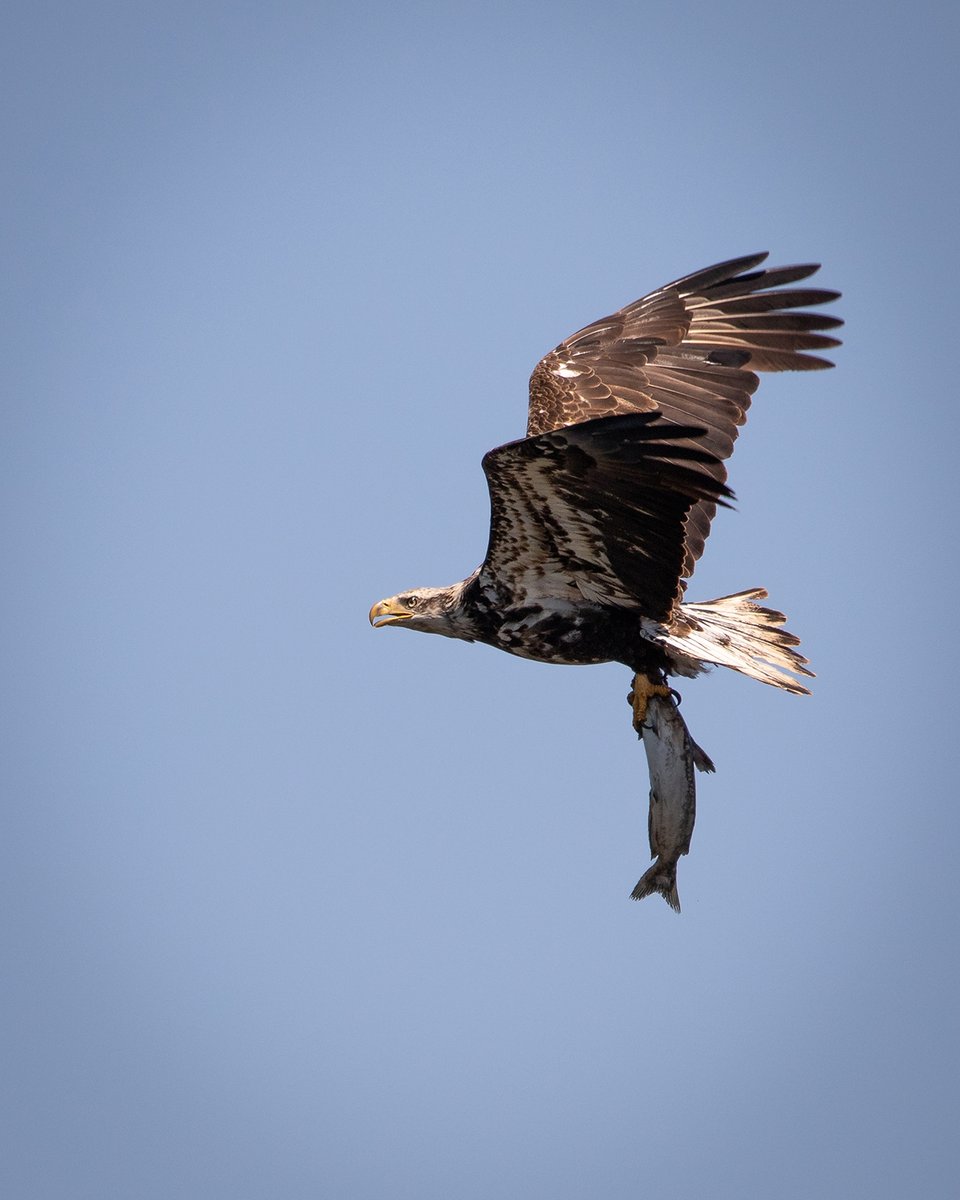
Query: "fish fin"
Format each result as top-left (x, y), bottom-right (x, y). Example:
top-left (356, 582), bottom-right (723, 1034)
top-left (631, 859), bottom-right (681, 912)
top-left (691, 738), bottom-right (715, 773)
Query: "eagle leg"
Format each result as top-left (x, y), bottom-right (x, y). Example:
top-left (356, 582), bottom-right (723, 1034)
top-left (627, 672), bottom-right (674, 735)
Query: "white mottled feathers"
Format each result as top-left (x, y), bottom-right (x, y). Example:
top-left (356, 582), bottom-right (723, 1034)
top-left (479, 413), bottom-right (730, 624)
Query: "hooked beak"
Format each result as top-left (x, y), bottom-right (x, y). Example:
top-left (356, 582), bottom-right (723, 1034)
top-left (369, 599), bottom-right (412, 628)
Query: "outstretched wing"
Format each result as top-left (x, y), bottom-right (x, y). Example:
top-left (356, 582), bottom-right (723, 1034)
top-left (479, 413), bottom-right (731, 625)
top-left (526, 253), bottom-right (842, 577)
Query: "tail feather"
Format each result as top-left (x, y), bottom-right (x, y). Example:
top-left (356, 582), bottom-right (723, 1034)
top-left (666, 588), bottom-right (813, 694)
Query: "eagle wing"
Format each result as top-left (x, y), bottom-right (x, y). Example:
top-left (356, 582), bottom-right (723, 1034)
top-left (479, 413), bottom-right (731, 624)
top-left (526, 253), bottom-right (842, 578)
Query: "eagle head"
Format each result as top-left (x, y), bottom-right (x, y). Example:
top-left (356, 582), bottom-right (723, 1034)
top-left (368, 580), bottom-right (477, 641)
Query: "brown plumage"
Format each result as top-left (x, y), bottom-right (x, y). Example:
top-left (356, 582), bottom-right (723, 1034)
top-left (370, 253), bottom-right (841, 908)
top-left (527, 252), bottom-right (841, 577)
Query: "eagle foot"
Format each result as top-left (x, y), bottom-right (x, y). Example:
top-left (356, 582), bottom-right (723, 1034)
top-left (627, 674), bottom-right (674, 735)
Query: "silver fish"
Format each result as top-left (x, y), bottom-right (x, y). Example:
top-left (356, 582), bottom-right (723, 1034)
top-left (631, 691), bottom-right (714, 911)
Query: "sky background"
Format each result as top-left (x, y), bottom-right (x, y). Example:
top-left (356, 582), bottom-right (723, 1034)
top-left (3, 3), bottom-right (958, 1197)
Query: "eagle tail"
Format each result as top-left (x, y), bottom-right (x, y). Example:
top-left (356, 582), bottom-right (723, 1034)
top-left (667, 588), bottom-right (814, 694)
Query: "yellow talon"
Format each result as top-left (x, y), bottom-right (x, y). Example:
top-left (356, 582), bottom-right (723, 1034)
top-left (628, 673), bottom-right (673, 733)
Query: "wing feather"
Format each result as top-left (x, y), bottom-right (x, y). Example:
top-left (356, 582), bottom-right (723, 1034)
top-left (479, 413), bottom-right (731, 624)
top-left (526, 254), bottom-right (842, 579)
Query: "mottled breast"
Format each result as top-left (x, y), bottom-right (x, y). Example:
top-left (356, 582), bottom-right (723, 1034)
top-left (492, 603), bottom-right (627, 666)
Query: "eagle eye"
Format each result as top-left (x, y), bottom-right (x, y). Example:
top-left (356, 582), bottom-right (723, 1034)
top-left (404, 594), bottom-right (420, 608)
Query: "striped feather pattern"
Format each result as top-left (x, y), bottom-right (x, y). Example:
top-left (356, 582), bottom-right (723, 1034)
top-left (479, 413), bottom-right (730, 623)
top-left (526, 254), bottom-right (841, 579)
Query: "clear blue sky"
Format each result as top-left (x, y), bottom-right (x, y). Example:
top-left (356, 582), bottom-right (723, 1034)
top-left (3, 3), bottom-right (958, 1197)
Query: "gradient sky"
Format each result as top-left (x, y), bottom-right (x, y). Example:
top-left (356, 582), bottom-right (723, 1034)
top-left (3, 3), bottom-right (958, 1197)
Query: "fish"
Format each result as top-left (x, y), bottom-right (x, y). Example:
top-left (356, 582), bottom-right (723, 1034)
top-left (631, 691), bottom-right (714, 911)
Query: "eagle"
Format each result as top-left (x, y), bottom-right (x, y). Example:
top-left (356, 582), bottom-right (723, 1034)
top-left (370, 253), bottom-right (841, 909)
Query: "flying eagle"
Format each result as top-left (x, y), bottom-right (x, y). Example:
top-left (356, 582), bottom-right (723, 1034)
top-left (370, 253), bottom-right (841, 909)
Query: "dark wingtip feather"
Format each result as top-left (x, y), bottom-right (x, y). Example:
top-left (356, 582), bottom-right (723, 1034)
top-left (665, 252), bottom-right (770, 295)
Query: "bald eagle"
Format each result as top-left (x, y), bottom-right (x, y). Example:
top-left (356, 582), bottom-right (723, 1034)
top-left (370, 253), bottom-right (841, 909)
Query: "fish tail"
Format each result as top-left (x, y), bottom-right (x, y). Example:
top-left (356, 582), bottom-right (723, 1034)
top-left (631, 859), bottom-right (681, 912)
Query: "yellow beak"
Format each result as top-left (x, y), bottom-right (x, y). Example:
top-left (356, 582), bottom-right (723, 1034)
top-left (369, 599), bottom-right (412, 628)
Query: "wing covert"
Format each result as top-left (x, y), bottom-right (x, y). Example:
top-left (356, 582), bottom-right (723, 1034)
top-left (479, 413), bottom-right (731, 625)
top-left (526, 254), bottom-right (842, 578)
